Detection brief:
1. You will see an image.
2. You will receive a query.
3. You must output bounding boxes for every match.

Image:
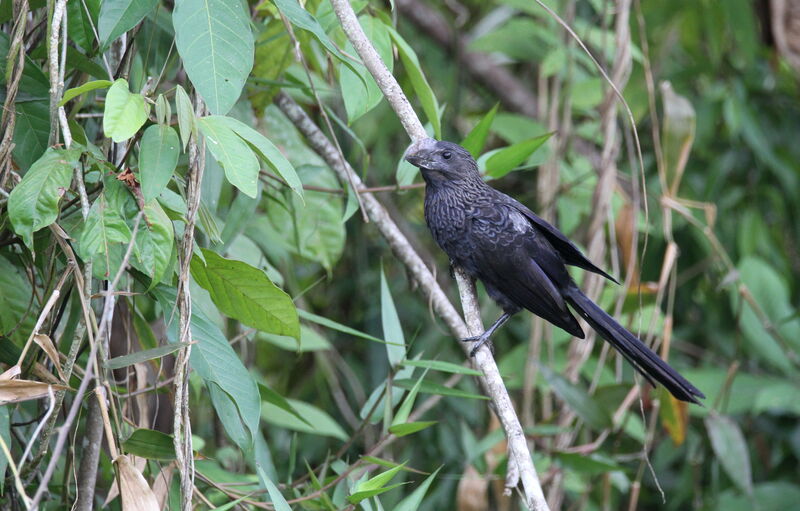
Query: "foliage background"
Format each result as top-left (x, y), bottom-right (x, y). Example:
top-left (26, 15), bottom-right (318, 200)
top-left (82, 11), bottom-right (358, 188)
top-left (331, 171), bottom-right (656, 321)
top-left (0, 0), bottom-right (799, 509)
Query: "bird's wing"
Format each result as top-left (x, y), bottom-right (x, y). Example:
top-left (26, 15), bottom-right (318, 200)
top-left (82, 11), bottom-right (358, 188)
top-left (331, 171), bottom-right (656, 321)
top-left (507, 197), bottom-right (618, 284)
top-left (465, 203), bottom-right (584, 338)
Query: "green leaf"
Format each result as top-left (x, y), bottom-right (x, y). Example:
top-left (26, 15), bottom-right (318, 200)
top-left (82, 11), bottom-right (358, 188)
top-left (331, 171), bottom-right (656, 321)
top-left (380, 265), bottom-right (405, 367)
top-left (105, 342), bottom-right (191, 370)
top-left (392, 379), bottom-right (489, 400)
top-left (298, 309), bottom-right (385, 344)
top-left (122, 428), bottom-right (175, 460)
top-left (77, 191), bottom-right (132, 260)
top-left (541, 366), bottom-right (611, 429)
top-left (102, 78), bottom-right (149, 142)
top-left (273, 0), bottom-right (364, 83)
top-left (554, 452), bottom-right (623, 475)
top-left (753, 381), bottom-right (800, 415)
top-left (259, 383), bottom-right (311, 427)
top-left (8, 148), bottom-right (80, 247)
top-left (138, 124), bottom-right (180, 202)
top-left (258, 325), bottom-right (331, 352)
top-left (59, 79), bottom-right (112, 106)
top-left (714, 482), bottom-right (800, 511)
top-left (257, 466), bottom-right (292, 511)
top-left (151, 285), bottom-right (261, 449)
top-left (339, 16), bottom-right (392, 123)
top-left (133, 200), bottom-right (175, 288)
top-left (394, 467), bottom-right (442, 511)
top-left (392, 371), bottom-right (426, 426)
top-left (485, 133), bottom-right (552, 178)
top-left (98, 0), bottom-right (157, 47)
top-left (13, 100), bottom-right (50, 170)
top-left (198, 116), bottom-right (260, 198)
top-left (733, 256), bottom-right (800, 372)
top-left (191, 249), bottom-right (299, 339)
top-left (386, 26), bottom-right (441, 139)
top-left (210, 115), bottom-right (303, 198)
top-left (0, 255), bottom-right (35, 344)
top-left (461, 103), bottom-right (499, 158)
top-left (401, 359), bottom-right (482, 376)
top-left (173, 0), bottom-right (254, 115)
top-left (175, 85), bottom-right (195, 150)
top-left (261, 398), bottom-right (348, 441)
top-left (388, 421), bottom-right (437, 437)
top-left (348, 463), bottom-right (407, 504)
top-left (705, 413), bottom-right (753, 495)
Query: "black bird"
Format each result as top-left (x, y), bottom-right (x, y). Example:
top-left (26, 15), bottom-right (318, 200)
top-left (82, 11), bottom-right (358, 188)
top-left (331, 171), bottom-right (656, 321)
top-left (404, 138), bottom-right (704, 404)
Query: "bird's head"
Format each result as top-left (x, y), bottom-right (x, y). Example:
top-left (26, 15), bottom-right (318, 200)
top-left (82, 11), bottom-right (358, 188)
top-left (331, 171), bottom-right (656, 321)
top-left (404, 138), bottom-right (481, 186)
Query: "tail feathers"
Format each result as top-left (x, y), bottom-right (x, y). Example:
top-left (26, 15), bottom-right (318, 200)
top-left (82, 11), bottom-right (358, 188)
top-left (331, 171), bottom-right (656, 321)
top-left (565, 286), bottom-right (705, 404)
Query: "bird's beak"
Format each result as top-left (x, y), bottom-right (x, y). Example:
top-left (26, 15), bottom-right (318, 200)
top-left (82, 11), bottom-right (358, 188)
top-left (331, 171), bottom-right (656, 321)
top-left (404, 137), bottom-right (437, 167)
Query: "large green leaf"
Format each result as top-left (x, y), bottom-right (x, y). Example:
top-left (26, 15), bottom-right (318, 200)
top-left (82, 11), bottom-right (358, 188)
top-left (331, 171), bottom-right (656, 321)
top-left (272, 0), bottom-right (363, 82)
top-left (733, 256), bottom-right (800, 373)
top-left (198, 116), bottom-right (260, 198)
top-left (339, 15), bottom-right (392, 124)
top-left (98, 0), bottom-right (158, 48)
top-left (173, 0), bottom-right (253, 115)
top-left (59, 79), bottom-right (113, 106)
top-left (122, 428), bottom-right (175, 460)
top-left (132, 200), bottom-right (174, 288)
top-left (102, 78), bottom-right (149, 142)
top-left (262, 165), bottom-right (345, 271)
top-left (77, 190), bottom-right (133, 263)
top-left (705, 413), bottom-right (753, 495)
top-left (152, 285), bottom-right (261, 449)
top-left (8, 148), bottom-right (81, 247)
top-left (13, 100), bottom-right (50, 170)
top-left (210, 115), bottom-right (303, 198)
top-left (191, 249), bottom-right (299, 339)
top-left (138, 124), bottom-right (180, 202)
top-left (0, 255), bottom-right (35, 344)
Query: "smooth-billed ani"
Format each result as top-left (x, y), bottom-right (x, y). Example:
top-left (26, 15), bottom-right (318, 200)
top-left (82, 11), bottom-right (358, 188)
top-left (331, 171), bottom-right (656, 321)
top-left (405, 138), bottom-right (704, 404)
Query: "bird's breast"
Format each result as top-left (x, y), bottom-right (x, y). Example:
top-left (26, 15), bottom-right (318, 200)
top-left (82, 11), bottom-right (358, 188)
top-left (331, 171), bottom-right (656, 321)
top-left (424, 190), bottom-right (469, 259)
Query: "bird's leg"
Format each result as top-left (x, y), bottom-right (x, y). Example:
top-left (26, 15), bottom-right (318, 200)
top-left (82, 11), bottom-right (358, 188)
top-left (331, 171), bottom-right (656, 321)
top-left (461, 312), bottom-right (512, 357)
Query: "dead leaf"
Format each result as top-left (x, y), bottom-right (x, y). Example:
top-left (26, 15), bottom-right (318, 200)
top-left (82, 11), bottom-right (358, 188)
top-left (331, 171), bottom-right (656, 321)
top-left (34, 333), bottom-right (65, 381)
top-left (0, 365), bottom-right (21, 380)
top-left (114, 455), bottom-right (160, 511)
top-left (152, 462), bottom-right (175, 510)
top-left (457, 464), bottom-right (489, 511)
top-left (0, 379), bottom-right (69, 404)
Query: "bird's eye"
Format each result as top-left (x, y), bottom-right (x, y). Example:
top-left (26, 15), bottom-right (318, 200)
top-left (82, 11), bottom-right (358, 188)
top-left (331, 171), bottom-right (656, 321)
top-left (442, 151), bottom-right (452, 160)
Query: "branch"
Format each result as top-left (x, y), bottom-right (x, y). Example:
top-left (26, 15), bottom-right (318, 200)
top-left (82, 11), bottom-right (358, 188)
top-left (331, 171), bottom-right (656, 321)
top-left (319, 2), bottom-right (549, 508)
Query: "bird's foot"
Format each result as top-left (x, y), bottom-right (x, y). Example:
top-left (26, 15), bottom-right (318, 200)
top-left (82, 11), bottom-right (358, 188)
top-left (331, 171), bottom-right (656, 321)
top-left (460, 334), bottom-right (494, 357)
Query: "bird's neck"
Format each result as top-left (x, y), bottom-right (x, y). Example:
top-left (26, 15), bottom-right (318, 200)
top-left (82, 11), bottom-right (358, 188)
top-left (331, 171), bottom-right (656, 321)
top-left (423, 174), bottom-right (489, 199)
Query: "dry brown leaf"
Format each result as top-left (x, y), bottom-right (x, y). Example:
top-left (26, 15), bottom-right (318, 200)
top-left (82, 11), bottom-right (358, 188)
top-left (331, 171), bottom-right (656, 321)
top-left (0, 365), bottom-right (21, 380)
top-left (114, 455), bottom-right (160, 511)
top-left (457, 464), bottom-right (489, 511)
top-left (152, 462), bottom-right (175, 510)
top-left (0, 379), bottom-right (69, 404)
top-left (33, 333), bottom-right (66, 381)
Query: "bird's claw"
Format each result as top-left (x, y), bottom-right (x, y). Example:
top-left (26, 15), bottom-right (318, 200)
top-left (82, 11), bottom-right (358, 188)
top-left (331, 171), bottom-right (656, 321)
top-left (460, 335), bottom-right (493, 357)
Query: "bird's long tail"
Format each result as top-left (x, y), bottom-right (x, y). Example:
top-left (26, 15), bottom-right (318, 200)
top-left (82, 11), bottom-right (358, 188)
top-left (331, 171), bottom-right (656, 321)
top-left (564, 286), bottom-right (705, 404)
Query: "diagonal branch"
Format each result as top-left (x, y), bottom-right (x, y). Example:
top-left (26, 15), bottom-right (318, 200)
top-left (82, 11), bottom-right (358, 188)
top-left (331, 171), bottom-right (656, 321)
top-left (321, 2), bottom-right (550, 509)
